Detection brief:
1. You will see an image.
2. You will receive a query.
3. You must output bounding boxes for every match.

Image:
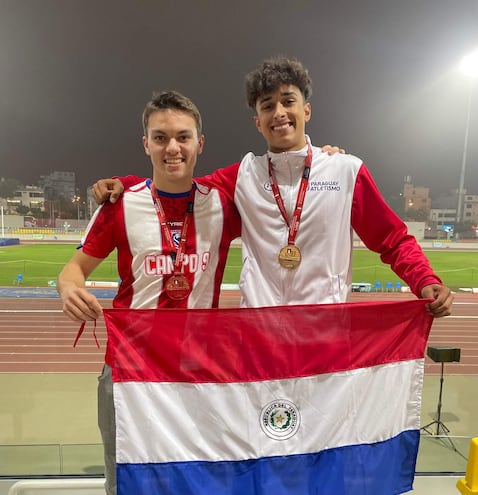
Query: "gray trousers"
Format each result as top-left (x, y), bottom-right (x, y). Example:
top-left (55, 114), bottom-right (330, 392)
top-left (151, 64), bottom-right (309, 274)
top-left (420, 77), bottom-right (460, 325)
top-left (98, 364), bottom-right (116, 495)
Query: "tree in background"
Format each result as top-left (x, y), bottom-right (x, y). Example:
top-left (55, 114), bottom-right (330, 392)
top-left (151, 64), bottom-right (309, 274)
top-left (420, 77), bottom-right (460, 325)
top-left (0, 177), bottom-right (21, 198)
top-left (403, 207), bottom-right (430, 223)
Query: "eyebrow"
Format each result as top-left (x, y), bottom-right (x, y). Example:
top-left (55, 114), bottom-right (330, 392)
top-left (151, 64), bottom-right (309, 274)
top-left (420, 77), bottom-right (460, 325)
top-left (258, 90), bottom-right (298, 105)
top-left (280, 91), bottom-right (297, 97)
top-left (150, 129), bottom-right (194, 136)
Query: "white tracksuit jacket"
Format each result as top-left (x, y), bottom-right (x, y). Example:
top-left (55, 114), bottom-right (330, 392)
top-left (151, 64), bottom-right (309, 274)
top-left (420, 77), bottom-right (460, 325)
top-left (203, 141), bottom-right (441, 307)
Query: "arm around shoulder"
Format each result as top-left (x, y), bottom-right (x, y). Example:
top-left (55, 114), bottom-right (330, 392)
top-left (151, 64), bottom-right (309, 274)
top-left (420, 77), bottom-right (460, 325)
top-left (92, 175), bottom-right (145, 204)
top-left (197, 163), bottom-right (240, 203)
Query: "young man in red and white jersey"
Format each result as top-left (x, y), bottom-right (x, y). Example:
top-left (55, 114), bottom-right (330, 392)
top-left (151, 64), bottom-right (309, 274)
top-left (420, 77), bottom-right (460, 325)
top-left (57, 91), bottom-right (241, 495)
top-left (94, 56), bottom-right (453, 318)
top-left (59, 91), bottom-right (240, 318)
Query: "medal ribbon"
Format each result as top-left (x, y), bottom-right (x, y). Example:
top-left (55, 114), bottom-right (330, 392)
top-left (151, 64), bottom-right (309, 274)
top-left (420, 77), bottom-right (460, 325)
top-left (150, 184), bottom-right (195, 275)
top-left (73, 320), bottom-right (100, 349)
top-left (268, 143), bottom-right (312, 246)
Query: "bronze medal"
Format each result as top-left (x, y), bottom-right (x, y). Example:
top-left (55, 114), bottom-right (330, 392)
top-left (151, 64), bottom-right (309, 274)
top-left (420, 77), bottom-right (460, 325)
top-left (165, 274), bottom-right (191, 300)
top-left (278, 245), bottom-right (302, 269)
top-left (151, 185), bottom-right (196, 302)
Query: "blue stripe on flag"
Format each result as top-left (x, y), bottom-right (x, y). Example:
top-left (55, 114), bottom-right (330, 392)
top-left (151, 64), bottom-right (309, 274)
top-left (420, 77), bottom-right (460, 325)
top-left (117, 429), bottom-right (419, 495)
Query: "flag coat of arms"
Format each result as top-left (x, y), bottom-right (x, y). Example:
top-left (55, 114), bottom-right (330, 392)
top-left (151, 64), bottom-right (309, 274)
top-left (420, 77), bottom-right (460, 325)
top-left (104, 299), bottom-right (433, 495)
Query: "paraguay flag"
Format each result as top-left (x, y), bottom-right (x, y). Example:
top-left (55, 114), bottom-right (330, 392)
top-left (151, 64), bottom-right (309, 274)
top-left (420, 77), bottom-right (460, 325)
top-left (104, 299), bottom-right (433, 495)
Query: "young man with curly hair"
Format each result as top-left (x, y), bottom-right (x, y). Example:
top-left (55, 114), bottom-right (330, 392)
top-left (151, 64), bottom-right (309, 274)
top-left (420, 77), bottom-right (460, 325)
top-left (95, 56), bottom-right (453, 316)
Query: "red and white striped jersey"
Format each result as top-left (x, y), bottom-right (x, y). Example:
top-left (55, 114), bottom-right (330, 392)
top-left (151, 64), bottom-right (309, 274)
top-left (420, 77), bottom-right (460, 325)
top-left (81, 179), bottom-right (241, 310)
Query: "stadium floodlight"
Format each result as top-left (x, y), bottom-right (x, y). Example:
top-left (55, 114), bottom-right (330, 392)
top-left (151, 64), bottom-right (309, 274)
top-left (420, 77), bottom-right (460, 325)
top-left (460, 48), bottom-right (478, 77)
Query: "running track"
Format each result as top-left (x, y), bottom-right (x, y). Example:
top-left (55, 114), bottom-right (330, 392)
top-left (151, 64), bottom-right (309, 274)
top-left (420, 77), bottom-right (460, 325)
top-left (0, 292), bottom-right (476, 375)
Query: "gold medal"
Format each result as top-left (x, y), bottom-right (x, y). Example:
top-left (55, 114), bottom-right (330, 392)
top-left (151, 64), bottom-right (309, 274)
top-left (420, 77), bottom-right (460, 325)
top-left (278, 245), bottom-right (301, 269)
top-left (165, 274), bottom-right (191, 300)
top-left (269, 144), bottom-right (311, 271)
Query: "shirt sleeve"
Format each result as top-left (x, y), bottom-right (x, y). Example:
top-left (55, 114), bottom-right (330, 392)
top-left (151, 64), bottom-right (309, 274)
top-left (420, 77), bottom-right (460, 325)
top-left (81, 200), bottom-right (122, 260)
top-left (351, 164), bottom-right (442, 296)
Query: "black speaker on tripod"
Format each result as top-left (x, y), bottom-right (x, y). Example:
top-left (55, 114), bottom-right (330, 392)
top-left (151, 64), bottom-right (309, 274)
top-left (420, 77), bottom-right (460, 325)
top-left (421, 346), bottom-right (460, 448)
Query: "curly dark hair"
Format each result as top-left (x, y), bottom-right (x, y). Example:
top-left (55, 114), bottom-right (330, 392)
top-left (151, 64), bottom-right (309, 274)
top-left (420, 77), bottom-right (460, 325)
top-left (244, 56), bottom-right (312, 109)
top-left (142, 90), bottom-right (202, 137)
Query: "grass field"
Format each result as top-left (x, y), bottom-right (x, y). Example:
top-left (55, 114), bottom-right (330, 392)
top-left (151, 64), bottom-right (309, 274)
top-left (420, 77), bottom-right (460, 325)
top-left (1, 243), bottom-right (477, 290)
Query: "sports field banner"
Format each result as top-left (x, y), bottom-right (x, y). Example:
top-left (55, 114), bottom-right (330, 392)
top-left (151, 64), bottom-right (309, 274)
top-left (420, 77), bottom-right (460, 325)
top-left (103, 299), bottom-right (433, 495)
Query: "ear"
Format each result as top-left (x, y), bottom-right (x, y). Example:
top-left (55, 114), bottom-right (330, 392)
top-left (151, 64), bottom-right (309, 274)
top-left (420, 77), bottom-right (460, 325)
top-left (254, 115), bottom-right (262, 133)
top-left (142, 135), bottom-right (151, 156)
top-left (304, 102), bottom-right (311, 123)
top-left (197, 134), bottom-right (205, 155)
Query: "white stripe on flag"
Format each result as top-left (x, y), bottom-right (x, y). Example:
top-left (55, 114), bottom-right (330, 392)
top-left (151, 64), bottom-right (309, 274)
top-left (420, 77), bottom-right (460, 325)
top-left (115, 358), bottom-right (424, 464)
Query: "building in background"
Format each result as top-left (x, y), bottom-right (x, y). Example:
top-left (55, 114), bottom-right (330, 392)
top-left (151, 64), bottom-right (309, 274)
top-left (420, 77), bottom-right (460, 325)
top-left (38, 171), bottom-right (76, 199)
top-left (429, 207), bottom-right (457, 229)
top-left (463, 194), bottom-right (478, 224)
top-left (403, 182), bottom-right (431, 215)
top-left (6, 185), bottom-right (45, 213)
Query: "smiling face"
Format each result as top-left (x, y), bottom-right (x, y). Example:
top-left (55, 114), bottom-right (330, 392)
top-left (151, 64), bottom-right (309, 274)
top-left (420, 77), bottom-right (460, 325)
top-left (254, 84), bottom-right (311, 153)
top-left (142, 109), bottom-right (204, 193)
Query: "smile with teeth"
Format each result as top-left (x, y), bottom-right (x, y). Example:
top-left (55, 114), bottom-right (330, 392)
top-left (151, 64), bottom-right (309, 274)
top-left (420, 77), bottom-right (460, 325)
top-left (271, 122), bottom-right (293, 131)
top-left (165, 158), bottom-right (184, 164)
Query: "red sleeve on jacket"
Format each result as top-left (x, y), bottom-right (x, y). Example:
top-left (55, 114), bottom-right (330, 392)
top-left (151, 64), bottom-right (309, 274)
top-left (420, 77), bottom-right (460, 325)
top-left (196, 163), bottom-right (242, 241)
top-left (351, 164), bottom-right (441, 297)
top-left (196, 163), bottom-right (240, 203)
top-left (115, 175), bottom-right (146, 189)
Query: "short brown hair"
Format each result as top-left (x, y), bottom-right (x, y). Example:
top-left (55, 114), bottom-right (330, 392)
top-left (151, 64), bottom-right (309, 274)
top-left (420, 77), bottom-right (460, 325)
top-left (142, 90), bottom-right (203, 136)
top-left (244, 56), bottom-right (312, 109)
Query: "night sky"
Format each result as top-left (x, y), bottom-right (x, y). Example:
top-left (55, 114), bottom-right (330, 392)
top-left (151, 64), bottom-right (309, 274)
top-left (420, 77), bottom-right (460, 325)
top-left (1, 0), bottom-right (478, 200)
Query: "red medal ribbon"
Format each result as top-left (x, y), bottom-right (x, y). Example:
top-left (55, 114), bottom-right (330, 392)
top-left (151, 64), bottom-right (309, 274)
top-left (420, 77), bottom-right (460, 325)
top-left (268, 143), bottom-right (312, 246)
top-left (150, 184), bottom-right (195, 276)
top-left (73, 320), bottom-right (100, 349)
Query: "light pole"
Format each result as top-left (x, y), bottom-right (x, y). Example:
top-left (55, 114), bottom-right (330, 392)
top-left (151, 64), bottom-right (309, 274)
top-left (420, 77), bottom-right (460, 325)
top-left (456, 49), bottom-right (478, 227)
top-left (1, 204), bottom-right (4, 238)
top-left (72, 195), bottom-right (80, 222)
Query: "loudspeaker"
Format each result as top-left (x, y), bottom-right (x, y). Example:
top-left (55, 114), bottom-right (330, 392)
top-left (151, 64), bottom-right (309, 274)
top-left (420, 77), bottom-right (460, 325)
top-left (427, 346), bottom-right (461, 363)
top-left (422, 345), bottom-right (462, 449)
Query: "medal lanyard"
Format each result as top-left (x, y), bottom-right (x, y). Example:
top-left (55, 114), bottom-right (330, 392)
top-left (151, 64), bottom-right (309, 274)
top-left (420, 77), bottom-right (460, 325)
top-left (150, 185), bottom-right (195, 274)
top-left (268, 144), bottom-right (312, 246)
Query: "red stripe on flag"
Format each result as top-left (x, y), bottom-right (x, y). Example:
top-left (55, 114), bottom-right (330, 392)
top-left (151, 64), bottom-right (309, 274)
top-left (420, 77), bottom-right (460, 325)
top-left (104, 300), bottom-right (433, 384)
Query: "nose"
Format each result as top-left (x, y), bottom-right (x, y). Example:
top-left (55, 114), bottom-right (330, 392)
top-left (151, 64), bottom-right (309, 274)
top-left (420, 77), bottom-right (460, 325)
top-left (273, 102), bottom-right (286, 119)
top-left (166, 138), bottom-right (181, 154)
